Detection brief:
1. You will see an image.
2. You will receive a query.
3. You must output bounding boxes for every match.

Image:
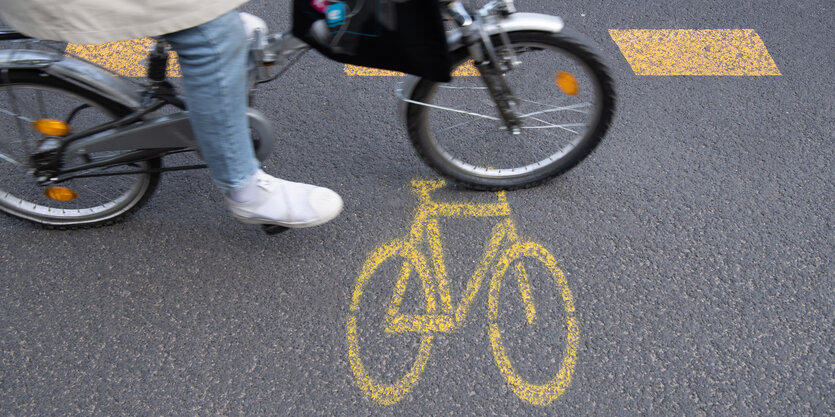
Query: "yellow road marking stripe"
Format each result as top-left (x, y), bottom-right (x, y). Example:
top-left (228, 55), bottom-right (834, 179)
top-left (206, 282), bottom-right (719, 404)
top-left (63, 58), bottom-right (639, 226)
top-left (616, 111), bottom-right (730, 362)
top-left (66, 30), bottom-right (780, 79)
top-left (344, 65), bottom-right (405, 76)
top-left (345, 61), bottom-right (480, 77)
top-left (609, 29), bottom-right (781, 75)
top-left (65, 38), bottom-right (181, 77)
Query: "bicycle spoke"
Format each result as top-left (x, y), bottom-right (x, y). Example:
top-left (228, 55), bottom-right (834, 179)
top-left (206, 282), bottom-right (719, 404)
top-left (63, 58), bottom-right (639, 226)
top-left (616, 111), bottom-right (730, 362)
top-left (0, 107), bottom-right (35, 123)
top-left (402, 95), bottom-right (499, 121)
top-left (438, 115), bottom-right (486, 133)
top-left (524, 118), bottom-right (585, 134)
top-left (0, 151), bottom-right (22, 165)
top-left (72, 177), bottom-right (118, 204)
top-left (518, 101), bottom-right (591, 119)
top-left (438, 85), bottom-right (488, 91)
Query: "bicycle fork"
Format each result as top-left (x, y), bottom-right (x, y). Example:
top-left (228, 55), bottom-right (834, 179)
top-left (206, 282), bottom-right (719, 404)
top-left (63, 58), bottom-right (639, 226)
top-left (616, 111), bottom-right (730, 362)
top-left (446, 0), bottom-right (523, 134)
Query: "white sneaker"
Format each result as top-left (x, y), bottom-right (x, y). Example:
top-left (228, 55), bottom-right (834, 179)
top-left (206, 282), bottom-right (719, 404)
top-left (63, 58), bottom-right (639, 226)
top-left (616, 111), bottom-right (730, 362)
top-left (226, 170), bottom-right (343, 228)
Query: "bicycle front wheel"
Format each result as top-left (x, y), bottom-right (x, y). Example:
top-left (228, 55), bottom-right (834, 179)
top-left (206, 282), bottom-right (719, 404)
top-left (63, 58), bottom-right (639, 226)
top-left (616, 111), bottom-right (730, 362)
top-left (0, 70), bottom-right (160, 228)
top-left (406, 29), bottom-right (616, 190)
top-left (487, 241), bottom-right (579, 406)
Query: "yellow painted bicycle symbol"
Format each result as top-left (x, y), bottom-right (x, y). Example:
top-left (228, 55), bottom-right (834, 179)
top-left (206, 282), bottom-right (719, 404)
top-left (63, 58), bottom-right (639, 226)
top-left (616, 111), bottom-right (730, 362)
top-left (347, 180), bottom-right (579, 406)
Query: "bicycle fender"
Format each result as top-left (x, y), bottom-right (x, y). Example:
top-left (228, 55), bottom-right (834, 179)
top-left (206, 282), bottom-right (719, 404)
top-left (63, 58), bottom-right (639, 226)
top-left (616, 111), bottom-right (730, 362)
top-left (446, 12), bottom-right (565, 51)
top-left (0, 49), bottom-right (143, 109)
top-left (65, 107), bottom-right (277, 162)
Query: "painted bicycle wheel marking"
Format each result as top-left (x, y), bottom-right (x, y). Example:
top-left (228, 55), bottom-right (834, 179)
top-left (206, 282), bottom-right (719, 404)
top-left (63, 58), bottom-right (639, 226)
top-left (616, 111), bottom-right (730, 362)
top-left (347, 179), bottom-right (578, 405)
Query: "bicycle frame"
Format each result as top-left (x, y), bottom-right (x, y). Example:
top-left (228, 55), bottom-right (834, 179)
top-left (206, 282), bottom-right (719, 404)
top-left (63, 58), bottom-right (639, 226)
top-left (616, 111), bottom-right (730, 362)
top-left (376, 179), bottom-right (539, 334)
top-left (0, 0), bottom-right (565, 184)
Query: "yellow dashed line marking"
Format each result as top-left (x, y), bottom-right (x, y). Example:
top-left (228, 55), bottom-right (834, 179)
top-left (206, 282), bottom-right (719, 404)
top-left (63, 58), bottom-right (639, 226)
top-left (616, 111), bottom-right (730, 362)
top-left (66, 30), bottom-right (780, 78)
top-left (609, 29), bottom-right (781, 75)
top-left (65, 38), bottom-right (181, 77)
top-left (345, 61), bottom-right (480, 77)
top-left (344, 64), bottom-right (405, 76)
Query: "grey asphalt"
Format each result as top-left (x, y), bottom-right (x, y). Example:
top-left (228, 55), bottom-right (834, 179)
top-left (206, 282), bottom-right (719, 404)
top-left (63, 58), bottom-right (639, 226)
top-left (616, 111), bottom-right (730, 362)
top-left (1, 0), bottom-right (833, 415)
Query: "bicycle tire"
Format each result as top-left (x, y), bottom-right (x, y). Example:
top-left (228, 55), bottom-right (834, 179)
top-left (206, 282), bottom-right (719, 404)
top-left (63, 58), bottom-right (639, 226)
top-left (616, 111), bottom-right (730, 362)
top-left (346, 239), bottom-right (435, 405)
top-left (406, 29), bottom-right (616, 190)
top-left (0, 69), bottom-right (161, 229)
top-left (487, 241), bottom-right (579, 405)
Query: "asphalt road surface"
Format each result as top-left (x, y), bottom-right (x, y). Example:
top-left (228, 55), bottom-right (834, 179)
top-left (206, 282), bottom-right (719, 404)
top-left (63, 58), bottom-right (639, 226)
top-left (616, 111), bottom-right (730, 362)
top-left (1, 0), bottom-right (832, 415)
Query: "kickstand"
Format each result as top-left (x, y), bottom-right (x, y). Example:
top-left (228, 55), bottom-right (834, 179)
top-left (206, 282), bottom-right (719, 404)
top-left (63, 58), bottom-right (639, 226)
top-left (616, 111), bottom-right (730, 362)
top-left (261, 224), bottom-right (290, 235)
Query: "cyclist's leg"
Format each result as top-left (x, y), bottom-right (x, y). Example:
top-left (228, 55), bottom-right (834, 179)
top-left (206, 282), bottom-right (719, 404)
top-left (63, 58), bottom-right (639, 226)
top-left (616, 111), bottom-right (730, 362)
top-left (163, 12), bottom-right (342, 227)
top-left (162, 10), bottom-right (257, 190)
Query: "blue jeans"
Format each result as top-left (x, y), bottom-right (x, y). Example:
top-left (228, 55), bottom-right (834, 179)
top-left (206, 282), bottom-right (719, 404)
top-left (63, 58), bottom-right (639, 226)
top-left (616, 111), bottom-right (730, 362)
top-left (163, 11), bottom-right (258, 190)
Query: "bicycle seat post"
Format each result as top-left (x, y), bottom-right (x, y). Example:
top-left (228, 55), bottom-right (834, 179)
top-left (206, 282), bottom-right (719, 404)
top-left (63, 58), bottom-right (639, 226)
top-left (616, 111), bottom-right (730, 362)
top-left (147, 39), bottom-right (169, 84)
top-left (143, 39), bottom-right (184, 108)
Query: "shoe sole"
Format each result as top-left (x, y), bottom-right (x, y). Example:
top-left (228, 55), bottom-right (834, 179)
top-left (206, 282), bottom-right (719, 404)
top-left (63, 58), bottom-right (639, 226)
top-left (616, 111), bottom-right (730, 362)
top-left (230, 205), bottom-right (343, 229)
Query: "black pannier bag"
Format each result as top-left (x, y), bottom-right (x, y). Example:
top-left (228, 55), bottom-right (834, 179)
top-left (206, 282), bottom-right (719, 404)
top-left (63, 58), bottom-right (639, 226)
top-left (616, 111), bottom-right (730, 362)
top-left (292, 0), bottom-right (453, 82)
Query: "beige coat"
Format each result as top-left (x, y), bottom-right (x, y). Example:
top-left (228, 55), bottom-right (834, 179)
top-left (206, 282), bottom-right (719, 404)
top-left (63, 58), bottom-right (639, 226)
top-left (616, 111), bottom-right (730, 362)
top-left (0, 0), bottom-right (249, 44)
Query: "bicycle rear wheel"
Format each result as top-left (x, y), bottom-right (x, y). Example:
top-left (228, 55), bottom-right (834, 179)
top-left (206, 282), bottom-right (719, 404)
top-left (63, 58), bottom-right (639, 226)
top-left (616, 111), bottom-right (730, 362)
top-left (406, 29), bottom-right (616, 190)
top-left (0, 70), bottom-right (160, 228)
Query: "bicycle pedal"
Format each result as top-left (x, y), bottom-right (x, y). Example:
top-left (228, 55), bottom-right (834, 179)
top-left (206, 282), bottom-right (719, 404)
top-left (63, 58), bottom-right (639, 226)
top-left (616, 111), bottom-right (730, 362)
top-left (261, 224), bottom-right (290, 235)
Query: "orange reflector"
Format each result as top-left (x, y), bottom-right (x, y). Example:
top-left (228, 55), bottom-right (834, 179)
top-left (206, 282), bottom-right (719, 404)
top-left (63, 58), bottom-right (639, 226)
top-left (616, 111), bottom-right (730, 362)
top-left (555, 72), bottom-right (579, 96)
top-left (44, 187), bottom-right (78, 202)
top-left (32, 119), bottom-right (70, 136)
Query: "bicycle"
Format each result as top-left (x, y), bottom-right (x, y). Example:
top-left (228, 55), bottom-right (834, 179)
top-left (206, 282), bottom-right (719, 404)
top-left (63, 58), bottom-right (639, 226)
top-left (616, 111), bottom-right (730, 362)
top-left (347, 179), bottom-right (578, 405)
top-left (0, 0), bottom-right (615, 230)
